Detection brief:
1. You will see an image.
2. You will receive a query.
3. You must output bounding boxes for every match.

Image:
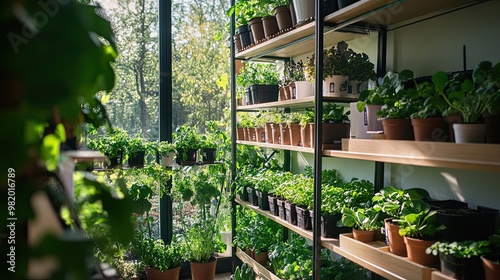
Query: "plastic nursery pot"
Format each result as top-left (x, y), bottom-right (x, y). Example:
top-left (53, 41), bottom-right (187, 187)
top-left (255, 190), bottom-right (270, 211)
top-left (268, 194), bottom-right (279, 216)
top-left (296, 205), bottom-right (312, 230)
top-left (284, 201), bottom-right (297, 225)
top-left (440, 253), bottom-right (484, 280)
top-left (246, 186), bottom-right (258, 206)
top-left (276, 198), bottom-right (287, 220)
top-left (128, 150), bottom-right (145, 167)
top-left (274, 5), bottom-right (293, 31)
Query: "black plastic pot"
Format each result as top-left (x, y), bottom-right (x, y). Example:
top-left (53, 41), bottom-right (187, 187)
top-left (284, 201), bottom-right (297, 225)
top-left (310, 211), bottom-right (351, 238)
top-left (237, 25), bottom-right (251, 48)
top-left (202, 148), bottom-right (216, 164)
top-left (128, 150), bottom-right (145, 167)
top-left (440, 253), bottom-right (484, 280)
top-left (296, 206), bottom-right (312, 230)
top-left (322, 0), bottom-right (339, 16)
top-left (239, 185), bottom-right (249, 201)
top-left (107, 151), bottom-right (123, 168)
top-left (277, 198), bottom-right (287, 221)
top-left (255, 190), bottom-right (270, 211)
top-left (247, 186), bottom-right (258, 206)
top-left (268, 194), bottom-right (279, 216)
top-left (250, 85), bottom-right (279, 104)
top-left (338, 0), bottom-right (358, 9)
top-left (177, 148), bottom-right (198, 165)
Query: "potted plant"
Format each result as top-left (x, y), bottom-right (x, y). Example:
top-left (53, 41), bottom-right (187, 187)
top-left (394, 200), bottom-right (446, 265)
top-left (285, 112), bottom-right (303, 146)
top-left (299, 108), bottom-right (314, 147)
top-left (273, 0), bottom-right (293, 32)
top-left (372, 186), bottom-right (430, 256)
top-left (247, 213), bottom-right (283, 266)
top-left (310, 103), bottom-right (350, 150)
top-left (231, 263), bottom-right (255, 280)
top-left (323, 41), bottom-right (352, 96)
top-left (133, 237), bottom-right (184, 280)
top-left (173, 125), bottom-right (201, 165)
top-left (346, 52), bottom-right (376, 96)
top-left (158, 141), bottom-right (176, 167)
top-left (201, 121), bottom-right (226, 164)
top-left (341, 207), bottom-right (381, 243)
top-left (285, 58), bottom-right (313, 99)
top-left (126, 134), bottom-right (148, 167)
top-left (482, 232), bottom-right (500, 280)
top-left (437, 61), bottom-right (500, 143)
top-left (89, 128), bottom-right (128, 168)
top-left (427, 240), bottom-right (490, 279)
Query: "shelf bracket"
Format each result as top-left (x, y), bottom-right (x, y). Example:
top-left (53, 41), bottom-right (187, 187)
top-left (264, 150), bottom-right (279, 163)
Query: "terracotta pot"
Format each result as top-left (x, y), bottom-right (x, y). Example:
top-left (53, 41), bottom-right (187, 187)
top-left (384, 218), bottom-right (407, 257)
top-left (262, 16), bottom-right (279, 38)
top-left (233, 34), bottom-right (242, 52)
top-left (411, 117), bottom-right (449, 142)
top-left (279, 123), bottom-right (291, 145)
top-left (248, 17), bottom-right (265, 43)
top-left (404, 236), bottom-right (438, 265)
top-left (190, 257), bottom-right (217, 280)
top-left (270, 123), bottom-right (280, 144)
top-left (288, 123), bottom-right (302, 146)
top-left (482, 253), bottom-right (500, 280)
top-left (352, 229), bottom-right (375, 243)
top-left (236, 127), bottom-right (244, 140)
top-left (254, 251), bottom-right (269, 266)
top-left (310, 123), bottom-right (350, 149)
top-left (146, 266), bottom-right (180, 280)
top-left (274, 5), bottom-right (293, 31)
top-left (265, 123), bottom-right (273, 143)
top-left (243, 127), bottom-right (249, 141)
top-left (248, 127), bottom-right (257, 142)
top-left (300, 123), bottom-right (311, 147)
top-left (382, 118), bottom-right (414, 140)
top-left (255, 127), bottom-right (266, 142)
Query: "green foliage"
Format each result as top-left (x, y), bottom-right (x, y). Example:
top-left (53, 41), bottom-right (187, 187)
top-left (284, 59), bottom-right (307, 83)
top-left (232, 263), bottom-right (255, 280)
top-left (436, 61), bottom-right (500, 123)
top-left (372, 186), bottom-right (430, 219)
top-left (347, 52), bottom-right (376, 81)
top-left (341, 207), bottom-right (381, 231)
top-left (133, 237), bottom-right (183, 271)
top-left (174, 124), bottom-right (202, 150)
top-left (157, 141), bottom-right (176, 156)
top-left (323, 103), bottom-right (350, 123)
top-left (321, 178), bottom-right (374, 215)
top-left (248, 215), bottom-right (283, 254)
top-left (183, 222), bottom-right (219, 263)
top-left (127, 134), bottom-right (148, 157)
top-left (227, 0), bottom-right (276, 26)
top-left (395, 201), bottom-right (445, 239)
top-left (426, 240), bottom-right (491, 259)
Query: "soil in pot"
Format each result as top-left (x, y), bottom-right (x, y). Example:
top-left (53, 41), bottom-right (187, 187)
top-left (481, 253), bottom-right (500, 280)
top-left (285, 201), bottom-right (297, 225)
top-left (384, 218), bottom-right (407, 257)
top-left (411, 117), bottom-right (449, 142)
top-left (436, 206), bottom-right (499, 242)
top-left (352, 229), bottom-right (375, 243)
top-left (440, 253), bottom-right (484, 280)
top-left (296, 205), bottom-right (312, 230)
top-left (404, 236), bottom-right (439, 266)
top-left (382, 118), bottom-right (414, 140)
top-left (255, 190), bottom-right (270, 211)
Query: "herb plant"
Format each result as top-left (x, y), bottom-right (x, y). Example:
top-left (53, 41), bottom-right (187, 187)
top-left (426, 240), bottom-right (491, 259)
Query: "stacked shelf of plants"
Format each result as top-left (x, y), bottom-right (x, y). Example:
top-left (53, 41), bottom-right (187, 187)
top-left (230, 0), bottom-right (500, 280)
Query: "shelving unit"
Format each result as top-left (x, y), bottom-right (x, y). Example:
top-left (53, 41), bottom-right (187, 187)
top-left (230, 0), bottom-right (495, 279)
top-left (235, 248), bottom-right (281, 280)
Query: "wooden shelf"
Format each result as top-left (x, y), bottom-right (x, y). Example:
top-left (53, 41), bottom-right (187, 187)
top-left (235, 248), bottom-right (282, 280)
top-left (237, 96), bottom-right (358, 111)
top-left (236, 141), bottom-right (314, 154)
top-left (333, 234), bottom-right (437, 280)
top-left (324, 139), bottom-right (500, 173)
top-left (235, 197), bottom-right (338, 252)
top-left (63, 150), bottom-right (106, 162)
top-left (235, 0), bottom-right (483, 60)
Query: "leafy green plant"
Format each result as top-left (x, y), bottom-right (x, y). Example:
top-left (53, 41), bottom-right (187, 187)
top-left (426, 240), bottom-right (491, 259)
top-left (284, 59), bottom-right (307, 83)
top-left (436, 61), bottom-right (500, 123)
top-left (347, 52), bottom-right (376, 81)
top-left (341, 207), bottom-right (381, 231)
top-left (89, 128), bottom-right (129, 158)
top-left (133, 237), bottom-right (183, 271)
top-left (127, 134), bottom-right (148, 157)
top-left (158, 141), bottom-right (176, 156)
top-left (395, 200), bottom-right (445, 239)
top-left (248, 214), bottom-right (283, 254)
top-left (372, 186), bottom-right (430, 220)
top-left (323, 103), bottom-right (350, 123)
top-left (232, 263), bottom-right (255, 280)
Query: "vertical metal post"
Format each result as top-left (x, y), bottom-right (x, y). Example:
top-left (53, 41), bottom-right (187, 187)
top-left (374, 162), bottom-right (384, 193)
top-left (159, 0), bottom-right (173, 244)
top-left (313, 0), bottom-right (324, 279)
top-left (377, 26), bottom-right (387, 77)
top-left (229, 0), bottom-right (237, 273)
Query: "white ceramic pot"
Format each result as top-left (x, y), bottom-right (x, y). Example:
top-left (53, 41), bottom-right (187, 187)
top-left (160, 152), bottom-right (175, 166)
top-left (365, 104), bottom-right (383, 133)
top-left (295, 81), bottom-right (314, 98)
top-left (349, 102), bottom-right (370, 139)
top-left (323, 75), bottom-right (348, 96)
top-left (453, 123), bottom-right (486, 143)
top-left (218, 231), bottom-right (232, 257)
top-left (348, 80), bottom-right (368, 96)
